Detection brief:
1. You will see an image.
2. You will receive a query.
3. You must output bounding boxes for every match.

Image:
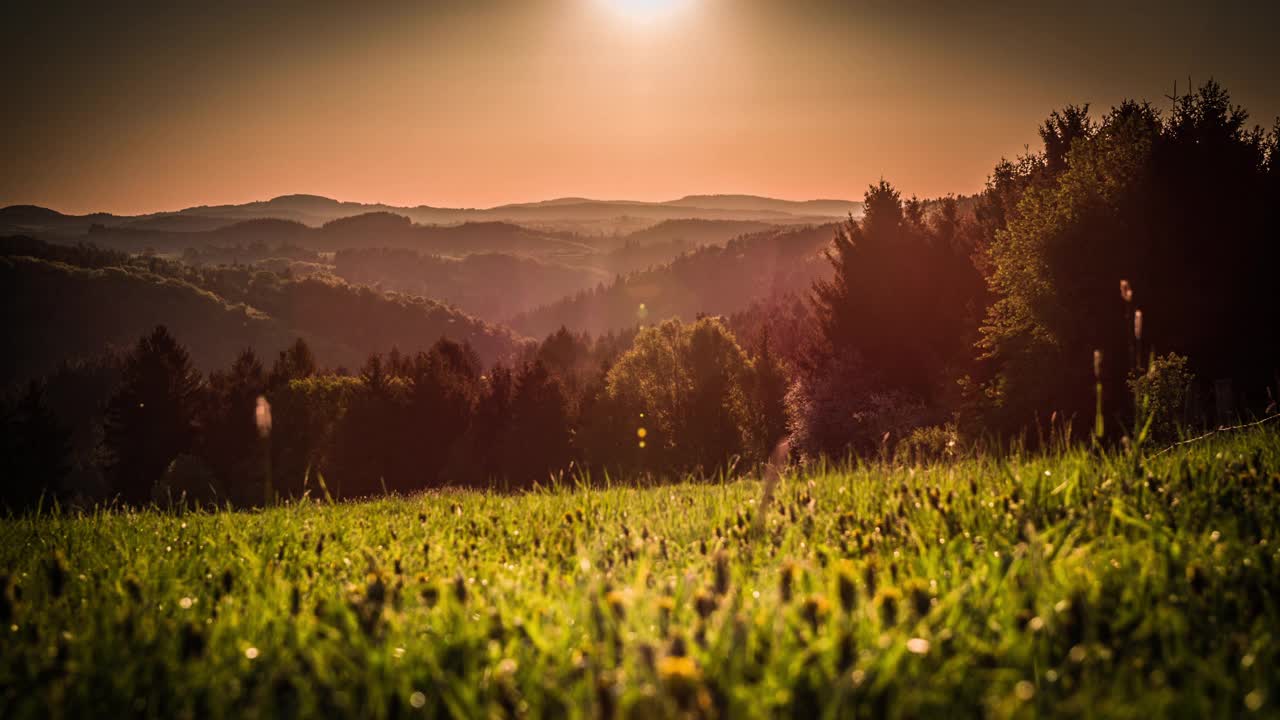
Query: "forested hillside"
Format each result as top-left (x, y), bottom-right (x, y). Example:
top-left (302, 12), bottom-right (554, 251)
top-left (0, 240), bottom-right (521, 384)
top-left (512, 224), bottom-right (836, 338)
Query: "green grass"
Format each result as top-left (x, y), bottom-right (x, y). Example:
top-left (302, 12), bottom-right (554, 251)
top-left (3, 429), bottom-right (1279, 719)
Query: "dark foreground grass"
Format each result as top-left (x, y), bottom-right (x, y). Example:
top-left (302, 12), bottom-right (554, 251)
top-left (2, 428), bottom-right (1279, 719)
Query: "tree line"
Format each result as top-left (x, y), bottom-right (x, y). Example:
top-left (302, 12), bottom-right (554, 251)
top-left (4, 81), bottom-right (1278, 510)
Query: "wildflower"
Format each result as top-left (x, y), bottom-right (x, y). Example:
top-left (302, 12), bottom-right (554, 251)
top-left (421, 583), bottom-right (440, 607)
top-left (801, 594), bottom-right (830, 631)
top-left (836, 563), bottom-right (858, 613)
top-left (837, 631), bottom-right (857, 669)
top-left (657, 655), bottom-right (701, 683)
top-left (124, 576), bottom-right (142, 603)
top-left (605, 590), bottom-right (627, 620)
top-left (779, 562), bottom-right (796, 603)
top-left (713, 551), bottom-right (731, 595)
top-left (1185, 563), bottom-right (1207, 595)
top-left (904, 578), bottom-right (933, 619)
top-left (694, 588), bottom-right (717, 619)
top-left (668, 634), bottom-right (688, 658)
top-left (906, 637), bottom-right (930, 654)
top-left (636, 642), bottom-right (657, 672)
top-left (877, 587), bottom-right (901, 627)
top-left (46, 553), bottom-right (67, 599)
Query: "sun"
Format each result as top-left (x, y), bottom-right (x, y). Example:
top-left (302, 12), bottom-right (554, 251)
top-left (602, 0), bottom-right (690, 24)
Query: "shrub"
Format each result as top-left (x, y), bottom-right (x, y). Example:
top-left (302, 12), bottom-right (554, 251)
top-left (1128, 353), bottom-right (1194, 442)
top-left (894, 424), bottom-right (960, 465)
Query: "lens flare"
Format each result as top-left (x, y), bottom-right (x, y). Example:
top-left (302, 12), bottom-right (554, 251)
top-left (602, 0), bottom-right (689, 23)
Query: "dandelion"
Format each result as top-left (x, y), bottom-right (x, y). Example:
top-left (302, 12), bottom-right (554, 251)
top-left (46, 553), bottom-right (67, 599)
top-left (863, 560), bottom-right (878, 598)
top-left (778, 562), bottom-right (796, 603)
top-left (877, 587), bottom-right (901, 627)
top-left (693, 588), bottom-right (717, 619)
top-left (904, 578), bottom-right (933, 619)
top-left (906, 637), bottom-right (930, 654)
top-left (1015, 680), bottom-right (1035, 701)
top-left (712, 551), bottom-right (731, 595)
top-left (1186, 563), bottom-right (1207, 595)
top-left (605, 590), bottom-right (627, 619)
top-left (245, 646), bottom-right (259, 660)
top-left (801, 594), bottom-right (830, 631)
top-left (410, 691), bottom-right (426, 709)
top-left (657, 655), bottom-right (701, 683)
top-left (836, 563), bottom-right (858, 613)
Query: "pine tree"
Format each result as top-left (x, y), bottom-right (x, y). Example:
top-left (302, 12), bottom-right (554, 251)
top-left (103, 326), bottom-right (204, 504)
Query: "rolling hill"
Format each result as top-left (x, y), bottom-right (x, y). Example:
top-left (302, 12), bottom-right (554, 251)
top-left (0, 240), bottom-right (522, 385)
top-left (511, 223), bottom-right (838, 338)
top-left (2, 193), bottom-right (862, 237)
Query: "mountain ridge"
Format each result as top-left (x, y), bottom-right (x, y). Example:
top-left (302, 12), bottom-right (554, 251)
top-left (1, 193), bottom-right (863, 235)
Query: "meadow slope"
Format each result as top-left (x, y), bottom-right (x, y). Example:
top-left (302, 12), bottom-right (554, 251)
top-left (2, 428), bottom-right (1278, 718)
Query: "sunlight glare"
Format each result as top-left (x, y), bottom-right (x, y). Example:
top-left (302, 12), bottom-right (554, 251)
top-left (601, 0), bottom-right (690, 24)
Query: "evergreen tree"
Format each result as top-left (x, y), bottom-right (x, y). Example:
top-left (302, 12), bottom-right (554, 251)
top-left (103, 326), bottom-right (204, 504)
top-left (200, 348), bottom-right (268, 504)
top-left (0, 382), bottom-right (72, 511)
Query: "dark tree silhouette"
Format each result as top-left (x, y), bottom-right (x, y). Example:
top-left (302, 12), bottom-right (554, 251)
top-left (200, 348), bottom-right (268, 504)
top-left (103, 326), bottom-right (204, 504)
top-left (979, 82), bottom-right (1280, 435)
top-left (499, 361), bottom-right (575, 488)
top-left (0, 382), bottom-right (72, 511)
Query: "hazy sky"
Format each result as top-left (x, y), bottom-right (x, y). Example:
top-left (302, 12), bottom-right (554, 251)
top-left (3, 0), bottom-right (1278, 215)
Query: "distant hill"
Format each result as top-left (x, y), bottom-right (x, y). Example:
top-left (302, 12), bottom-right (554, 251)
top-left (63, 214), bottom-right (594, 260)
top-left (0, 238), bottom-right (522, 384)
top-left (511, 223), bottom-right (838, 338)
top-left (333, 249), bottom-right (609, 322)
top-left (602, 219), bottom-right (776, 273)
top-left (3, 193), bottom-right (863, 237)
top-left (662, 194), bottom-right (862, 216)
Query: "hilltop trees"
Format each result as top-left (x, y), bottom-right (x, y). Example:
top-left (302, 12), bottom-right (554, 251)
top-left (978, 82), bottom-right (1280, 434)
top-left (602, 318), bottom-right (760, 475)
top-left (200, 349), bottom-right (268, 504)
top-left (0, 382), bottom-right (72, 510)
top-left (103, 326), bottom-right (204, 504)
top-left (788, 182), bottom-right (985, 458)
top-left (7, 82), bottom-right (1277, 507)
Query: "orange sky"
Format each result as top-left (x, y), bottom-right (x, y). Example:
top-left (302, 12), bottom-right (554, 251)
top-left (3, 0), bottom-right (1278, 215)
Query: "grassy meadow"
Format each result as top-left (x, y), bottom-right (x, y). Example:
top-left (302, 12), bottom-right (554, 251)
top-left (2, 427), bottom-right (1278, 719)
